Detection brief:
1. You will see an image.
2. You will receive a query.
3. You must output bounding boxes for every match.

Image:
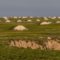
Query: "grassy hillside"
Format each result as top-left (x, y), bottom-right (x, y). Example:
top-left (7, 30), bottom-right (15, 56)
top-left (0, 17), bottom-right (60, 60)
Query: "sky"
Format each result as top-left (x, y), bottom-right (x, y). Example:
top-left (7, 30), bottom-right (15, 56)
top-left (0, 0), bottom-right (60, 16)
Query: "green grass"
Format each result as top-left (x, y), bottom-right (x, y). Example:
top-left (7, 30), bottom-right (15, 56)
top-left (0, 17), bottom-right (60, 60)
top-left (0, 45), bottom-right (60, 60)
top-left (0, 23), bottom-right (60, 40)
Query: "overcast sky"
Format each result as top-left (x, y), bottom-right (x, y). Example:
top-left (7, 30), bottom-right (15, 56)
top-left (0, 0), bottom-right (60, 16)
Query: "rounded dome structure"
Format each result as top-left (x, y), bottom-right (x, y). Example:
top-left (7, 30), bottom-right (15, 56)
top-left (14, 25), bottom-right (28, 31)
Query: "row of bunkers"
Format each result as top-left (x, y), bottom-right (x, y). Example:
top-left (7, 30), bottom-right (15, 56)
top-left (2, 16), bottom-right (60, 19)
top-left (0, 16), bottom-right (60, 25)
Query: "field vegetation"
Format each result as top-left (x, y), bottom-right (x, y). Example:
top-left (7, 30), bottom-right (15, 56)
top-left (0, 16), bottom-right (60, 60)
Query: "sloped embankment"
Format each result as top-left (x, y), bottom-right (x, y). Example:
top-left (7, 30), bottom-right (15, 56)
top-left (9, 40), bottom-right (43, 49)
top-left (9, 39), bottom-right (60, 50)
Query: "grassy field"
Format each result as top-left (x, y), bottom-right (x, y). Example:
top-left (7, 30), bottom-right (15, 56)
top-left (0, 47), bottom-right (60, 60)
top-left (0, 17), bottom-right (60, 60)
top-left (0, 23), bottom-right (60, 40)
